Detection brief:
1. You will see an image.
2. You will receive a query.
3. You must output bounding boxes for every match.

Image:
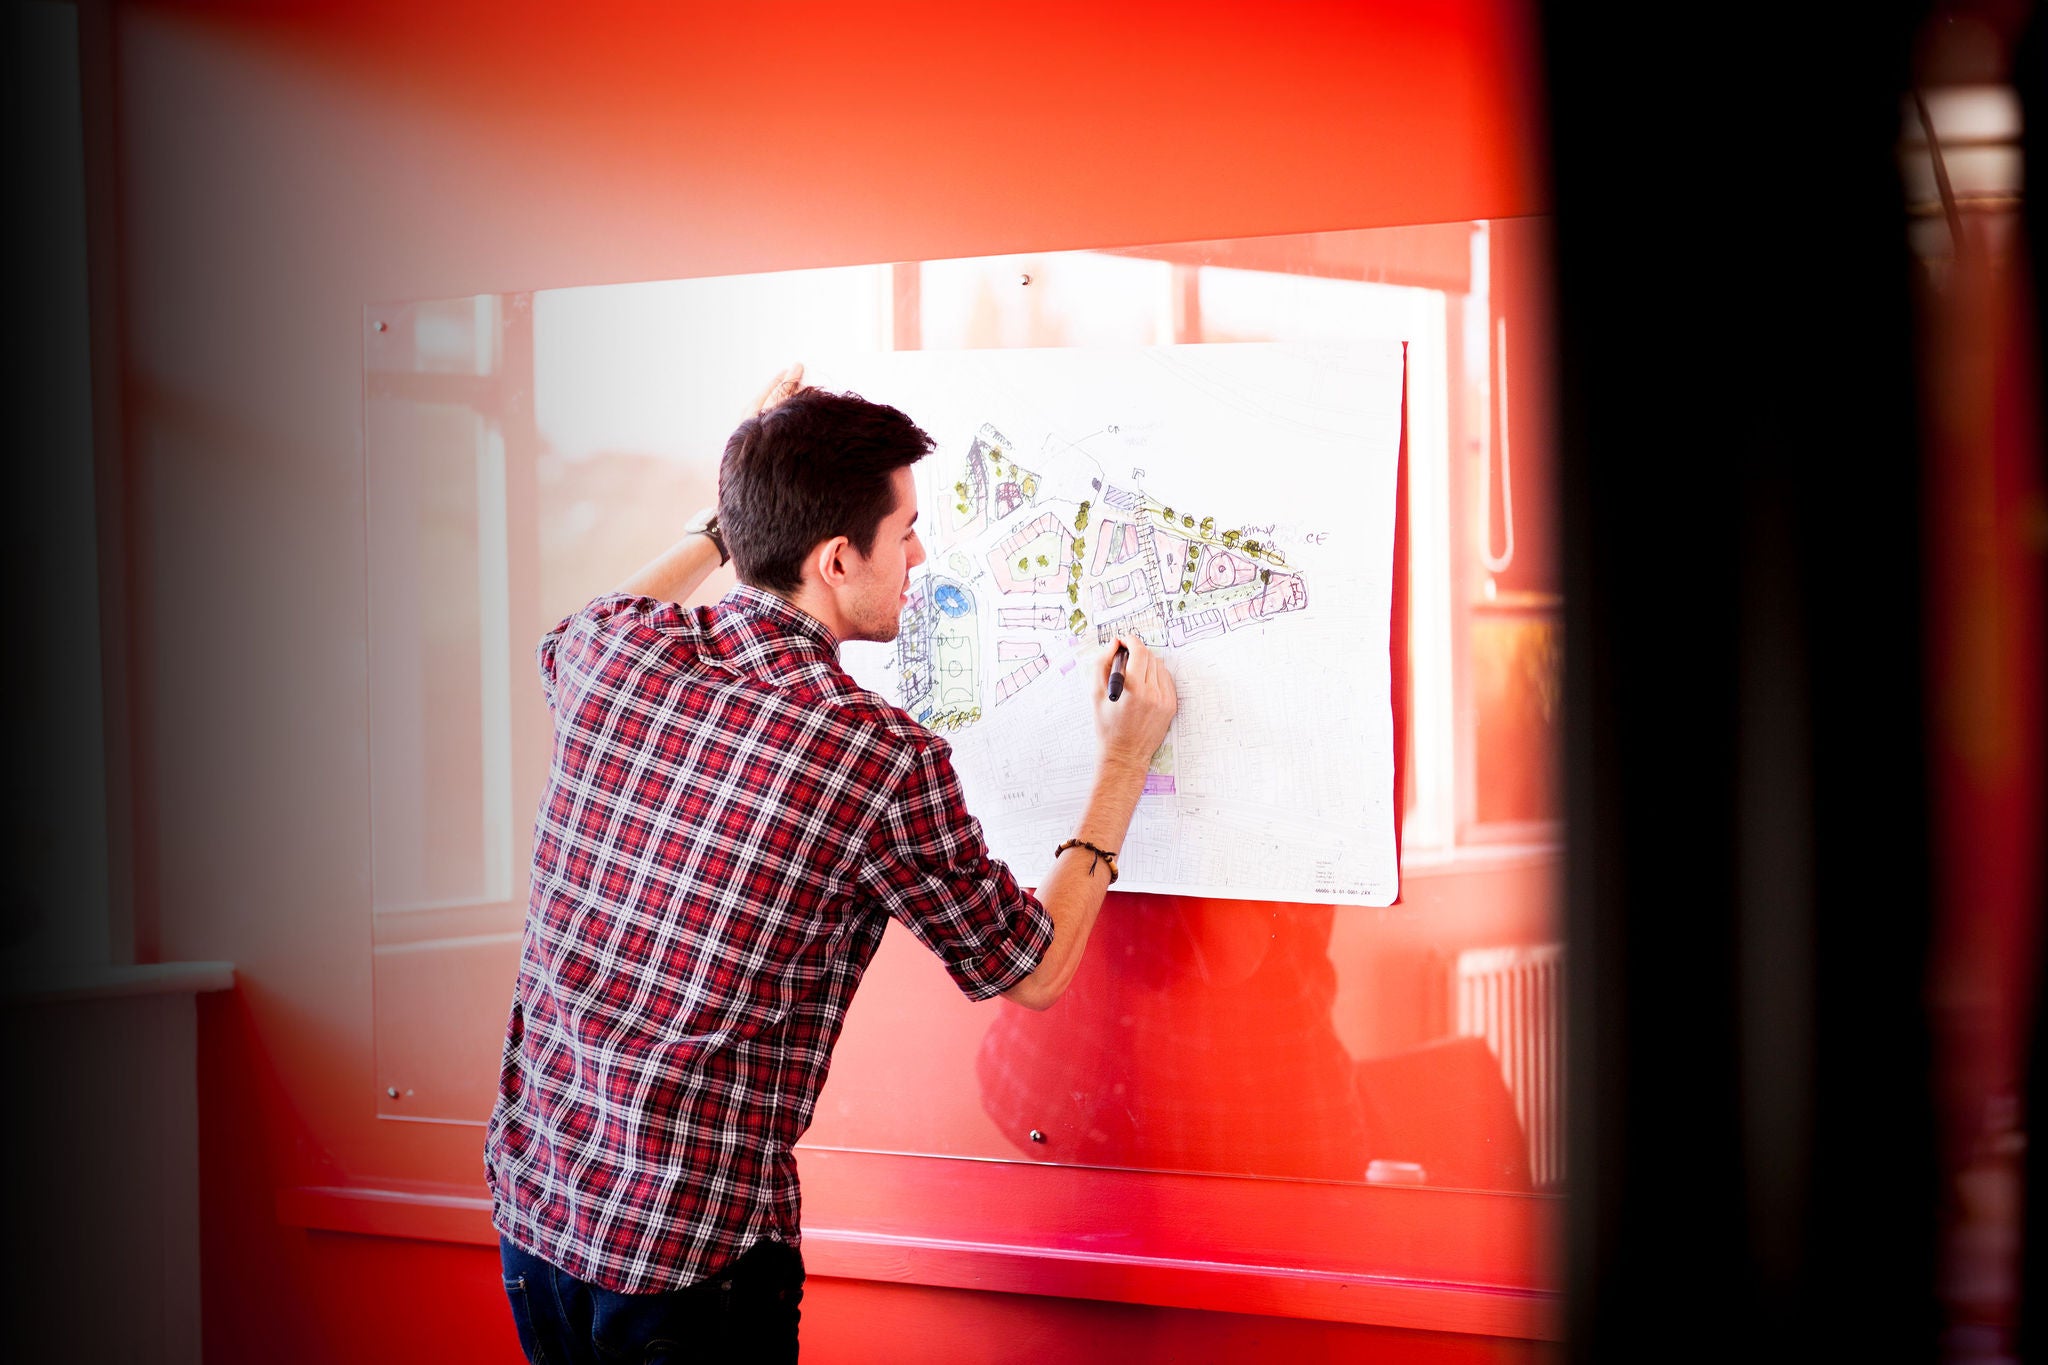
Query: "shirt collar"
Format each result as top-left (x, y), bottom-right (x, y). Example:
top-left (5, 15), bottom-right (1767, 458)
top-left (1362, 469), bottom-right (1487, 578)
top-left (722, 582), bottom-right (841, 657)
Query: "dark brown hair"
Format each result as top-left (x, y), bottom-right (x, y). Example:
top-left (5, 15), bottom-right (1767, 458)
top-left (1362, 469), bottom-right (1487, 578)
top-left (717, 388), bottom-right (934, 594)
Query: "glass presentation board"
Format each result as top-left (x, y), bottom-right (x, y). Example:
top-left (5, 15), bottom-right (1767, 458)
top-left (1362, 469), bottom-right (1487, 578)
top-left (364, 220), bottom-right (1564, 1195)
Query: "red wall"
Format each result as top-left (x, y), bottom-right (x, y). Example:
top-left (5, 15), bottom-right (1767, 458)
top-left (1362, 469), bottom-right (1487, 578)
top-left (107, 2), bottom-right (1554, 1359)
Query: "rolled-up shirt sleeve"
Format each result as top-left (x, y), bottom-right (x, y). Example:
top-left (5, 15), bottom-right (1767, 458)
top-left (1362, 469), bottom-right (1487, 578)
top-left (859, 734), bottom-right (1053, 1001)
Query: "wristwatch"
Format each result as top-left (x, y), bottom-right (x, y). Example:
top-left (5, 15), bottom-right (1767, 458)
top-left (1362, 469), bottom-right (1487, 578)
top-left (684, 508), bottom-right (730, 567)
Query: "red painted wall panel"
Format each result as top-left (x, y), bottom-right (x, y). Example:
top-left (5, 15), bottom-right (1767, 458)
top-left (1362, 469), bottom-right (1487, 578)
top-left (116, 2), bottom-right (1552, 1359)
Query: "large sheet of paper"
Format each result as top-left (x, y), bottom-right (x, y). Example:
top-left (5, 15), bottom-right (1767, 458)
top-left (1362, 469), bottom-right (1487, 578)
top-left (823, 342), bottom-right (1404, 906)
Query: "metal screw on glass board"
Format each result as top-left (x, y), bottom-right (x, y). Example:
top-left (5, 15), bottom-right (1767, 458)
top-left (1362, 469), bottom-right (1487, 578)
top-left (1029, 1129), bottom-right (1045, 1143)
top-left (1019, 273), bottom-right (1031, 286)
top-left (386, 1087), bottom-right (400, 1099)
top-left (372, 320), bottom-right (388, 332)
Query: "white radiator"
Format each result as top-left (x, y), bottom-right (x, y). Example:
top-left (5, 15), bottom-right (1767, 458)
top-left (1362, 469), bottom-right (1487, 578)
top-left (1455, 943), bottom-right (1566, 1188)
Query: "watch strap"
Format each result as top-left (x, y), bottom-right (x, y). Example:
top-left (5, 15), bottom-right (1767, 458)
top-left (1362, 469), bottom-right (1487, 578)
top-left (688, 511), bottom-right (730, 567)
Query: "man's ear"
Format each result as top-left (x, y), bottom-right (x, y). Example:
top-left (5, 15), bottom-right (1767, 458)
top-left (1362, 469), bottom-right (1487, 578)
top-left (812, 535), bottom-right (853, 589)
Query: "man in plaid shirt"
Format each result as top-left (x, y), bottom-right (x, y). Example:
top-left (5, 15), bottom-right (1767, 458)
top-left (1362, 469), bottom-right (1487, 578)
top-left (488, 366), bottom-right (1178, 1363)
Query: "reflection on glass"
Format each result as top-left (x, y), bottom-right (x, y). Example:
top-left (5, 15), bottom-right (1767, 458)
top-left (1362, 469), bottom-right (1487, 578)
top-left (809, 890), bottom-right (1558, 1193)
top-left (1200, 266), bottom-right (1434, 344)
top-left (978, 900), bottom-right (1367, 1180)
top-left (532, 268), bottom-right (891, 623)
top-left (366, 396), bottom-right (511, 910)
top-left (1472, 612), bottom-right (1562, 826)
top-left (407, 295), bottom-right (497, 375)
top-left (920, 253), bottom-right (1172, 349)
top-left (366, 296), bottom-right (528, 1124)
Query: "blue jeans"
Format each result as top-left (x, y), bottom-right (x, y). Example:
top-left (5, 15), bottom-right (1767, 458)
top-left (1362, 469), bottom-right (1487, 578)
top-left (499, 1235), bottom-right (804, 1364)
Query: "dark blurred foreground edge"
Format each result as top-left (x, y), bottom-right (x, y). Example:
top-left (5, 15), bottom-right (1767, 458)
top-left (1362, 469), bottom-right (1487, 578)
top-left (1544, 5), bottom-right (1945, 1361)
top-left (2019, 16), bottom-right (2048, 1363)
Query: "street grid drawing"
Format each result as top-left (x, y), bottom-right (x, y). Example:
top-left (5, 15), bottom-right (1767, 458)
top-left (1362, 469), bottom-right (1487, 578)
top-left (831, 343), bottom-right (1404, 906)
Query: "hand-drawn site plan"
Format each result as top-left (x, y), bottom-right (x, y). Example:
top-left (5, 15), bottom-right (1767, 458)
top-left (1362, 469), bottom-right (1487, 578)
top-left (829, 342), bottom-right (1405, 906)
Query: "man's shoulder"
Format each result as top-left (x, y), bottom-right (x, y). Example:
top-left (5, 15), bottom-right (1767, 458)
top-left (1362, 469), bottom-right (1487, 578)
top-left (700, 602), bottom-right (937, 752)
top-left (823, 679), bottom-right (940, 751)
top-left (786, 662), bottom-right (942, 762)
top-left (561, 593), bottom-right (944, 762)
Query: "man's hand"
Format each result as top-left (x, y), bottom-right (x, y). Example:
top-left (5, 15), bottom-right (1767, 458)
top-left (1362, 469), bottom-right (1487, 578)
top-left (693, 363), bottom-right (806, 528)
top-left (1094, 636), bottom-right (1177, 771)
top-left (748, 362), bottom-right (805, 419)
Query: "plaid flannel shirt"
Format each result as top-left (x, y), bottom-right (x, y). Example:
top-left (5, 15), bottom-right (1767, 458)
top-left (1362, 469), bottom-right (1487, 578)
top-left (486, 585), bottom-right (1052, 1292)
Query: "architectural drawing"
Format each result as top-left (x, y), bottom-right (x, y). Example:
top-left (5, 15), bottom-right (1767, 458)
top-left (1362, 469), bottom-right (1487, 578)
top-left (890, 412), bottom-right (1316, 727)
top-left (832, 342), bottom-right (1405, 906)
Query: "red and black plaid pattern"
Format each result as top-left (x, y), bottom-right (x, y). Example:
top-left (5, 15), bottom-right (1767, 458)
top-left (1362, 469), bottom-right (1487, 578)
top-left (487, 586), bottom-right (1051, 1292)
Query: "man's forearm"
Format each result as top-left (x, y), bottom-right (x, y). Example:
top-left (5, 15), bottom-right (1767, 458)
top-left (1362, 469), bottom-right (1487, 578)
top-left (1003, 752), bottom-right (1151, 1009)
top-left (1069, 753), bottom-right (1150, 855)
top-left (616, 528), bottom-right (724, 605)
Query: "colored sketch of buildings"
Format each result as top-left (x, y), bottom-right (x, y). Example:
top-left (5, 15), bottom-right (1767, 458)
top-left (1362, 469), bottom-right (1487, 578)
top-left (885, 421), bottom-right (1311, 719)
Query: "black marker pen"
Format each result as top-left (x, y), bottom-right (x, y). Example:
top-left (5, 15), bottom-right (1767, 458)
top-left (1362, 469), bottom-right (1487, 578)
top-left (1107, 643), bottom-right (1130, 701)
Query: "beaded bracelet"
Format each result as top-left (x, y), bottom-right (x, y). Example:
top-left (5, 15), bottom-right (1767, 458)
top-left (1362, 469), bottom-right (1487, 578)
top-left (1054, 837), bottom-right (1120, 885)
